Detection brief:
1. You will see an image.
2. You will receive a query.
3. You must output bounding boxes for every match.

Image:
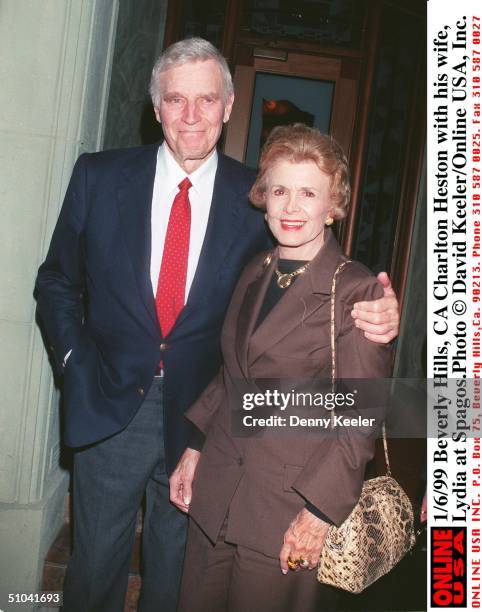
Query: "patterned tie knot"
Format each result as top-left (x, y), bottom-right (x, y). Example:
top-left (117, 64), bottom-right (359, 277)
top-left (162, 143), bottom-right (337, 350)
top-left (178, 177), bottom-right (192, 192)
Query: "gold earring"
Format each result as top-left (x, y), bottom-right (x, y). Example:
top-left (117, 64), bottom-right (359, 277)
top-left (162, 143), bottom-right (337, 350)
top-left (325, 216), bottom-right (334, 226)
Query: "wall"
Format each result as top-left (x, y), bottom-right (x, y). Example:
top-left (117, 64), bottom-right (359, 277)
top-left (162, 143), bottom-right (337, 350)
top-left (0, 0), bottom-right (119, 605)
top-left (103, 0), bottom-right (168, 150)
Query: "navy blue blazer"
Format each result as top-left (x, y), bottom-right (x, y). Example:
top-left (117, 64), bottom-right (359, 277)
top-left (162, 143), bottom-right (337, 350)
top-left (36, 143), bottom-right (270, 472)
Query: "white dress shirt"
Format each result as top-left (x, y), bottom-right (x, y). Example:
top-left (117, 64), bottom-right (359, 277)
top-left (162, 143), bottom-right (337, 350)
top-left (150, 142), bottom-right (218, 302)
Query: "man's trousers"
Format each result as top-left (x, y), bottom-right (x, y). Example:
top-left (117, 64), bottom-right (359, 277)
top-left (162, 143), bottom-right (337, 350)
top-left (62, 378), bottom-right (187, 612)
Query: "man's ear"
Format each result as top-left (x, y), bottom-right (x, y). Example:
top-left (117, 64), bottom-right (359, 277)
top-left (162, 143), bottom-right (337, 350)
top-left (223, 94), bottom-right (235, 124)
top-left (154, 106), bottom-right (161, 124)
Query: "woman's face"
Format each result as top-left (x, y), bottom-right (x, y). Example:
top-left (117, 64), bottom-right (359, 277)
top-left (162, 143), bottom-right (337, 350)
top-left (264, 159), bottom-right (333, 260)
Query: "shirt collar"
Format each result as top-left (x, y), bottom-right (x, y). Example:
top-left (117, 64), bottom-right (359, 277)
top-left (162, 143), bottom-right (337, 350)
top-left (158, 142), bottom-right (218, 194)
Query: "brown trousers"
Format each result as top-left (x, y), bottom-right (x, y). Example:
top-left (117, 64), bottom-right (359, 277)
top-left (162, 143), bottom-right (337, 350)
top-left (178, 517), bottom-right (339, 612)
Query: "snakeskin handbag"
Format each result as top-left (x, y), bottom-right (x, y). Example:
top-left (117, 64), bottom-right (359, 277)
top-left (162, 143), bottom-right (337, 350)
top-left (316, 261), bottom-right (416, 594)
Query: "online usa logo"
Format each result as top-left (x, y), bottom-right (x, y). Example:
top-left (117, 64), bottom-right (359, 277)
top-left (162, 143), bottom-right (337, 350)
top-left (431, 527), bottom-right (467, 607)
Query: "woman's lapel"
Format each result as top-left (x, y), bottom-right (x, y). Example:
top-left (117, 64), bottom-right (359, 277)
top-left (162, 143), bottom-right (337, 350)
top-left (245, 231), bottom-right (345, 368)
top-left (235, 253), bottom-right (276, 377)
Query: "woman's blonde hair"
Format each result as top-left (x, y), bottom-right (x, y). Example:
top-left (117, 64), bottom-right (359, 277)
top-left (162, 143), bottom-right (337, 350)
top-left (249, 124), bottom-right (350, 219)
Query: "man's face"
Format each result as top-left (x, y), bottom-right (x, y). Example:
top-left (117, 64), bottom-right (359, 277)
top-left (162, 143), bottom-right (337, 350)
top-left (154, 59), bottom-right (234, 173)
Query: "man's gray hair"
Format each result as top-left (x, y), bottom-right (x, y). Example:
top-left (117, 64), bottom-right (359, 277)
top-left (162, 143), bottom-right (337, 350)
top-left (149, 37), bottom-right (234, 107)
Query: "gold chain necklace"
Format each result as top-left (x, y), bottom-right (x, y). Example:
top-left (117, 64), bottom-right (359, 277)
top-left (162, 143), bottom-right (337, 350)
top-left (274, 261), bottom-right (311, 289)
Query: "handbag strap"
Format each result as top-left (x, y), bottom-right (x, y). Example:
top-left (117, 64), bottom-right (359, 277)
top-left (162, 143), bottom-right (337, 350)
top-left (381, 423), bottom-right (391, 476)
top-left (330, 261), bottom-right (351, 386)
top-left (329, 260), bottom-right (392, 476)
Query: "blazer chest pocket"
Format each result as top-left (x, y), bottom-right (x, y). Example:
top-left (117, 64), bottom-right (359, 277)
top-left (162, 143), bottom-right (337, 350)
top-left (283, 464), bottom-right (304, 493)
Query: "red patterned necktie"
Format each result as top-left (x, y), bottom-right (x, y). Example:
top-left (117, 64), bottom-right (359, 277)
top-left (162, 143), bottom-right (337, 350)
top-left (155, 177), bottom-right (192, 337)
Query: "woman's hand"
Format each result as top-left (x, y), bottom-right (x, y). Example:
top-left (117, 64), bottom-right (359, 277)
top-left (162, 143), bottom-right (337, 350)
top-left (279, 508), bottom-right (330, 574)
top-left (169, 448), bottom-right (201, 513)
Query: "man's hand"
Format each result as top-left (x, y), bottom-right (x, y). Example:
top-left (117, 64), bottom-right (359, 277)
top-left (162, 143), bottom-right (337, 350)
top-left (351, 272), bottom-right (400, 344)
top-left (169, 448), bottom-right (201, 513)
top-left (279, 508), bottom-right (329, 574)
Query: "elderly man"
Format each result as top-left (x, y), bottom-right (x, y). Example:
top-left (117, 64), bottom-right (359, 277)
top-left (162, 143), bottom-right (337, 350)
top-left (36, 38), bottom-right (399, 612)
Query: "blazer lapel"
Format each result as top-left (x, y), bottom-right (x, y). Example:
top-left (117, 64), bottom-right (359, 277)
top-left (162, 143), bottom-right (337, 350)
top-left (248, 231), bottom-right (345, 365)
top-left (175, 154), bottom-right (250, 327)
top-left (116, 145), bottom-right (159, 332)
top-left (235, 253), bottom-right (276, 377)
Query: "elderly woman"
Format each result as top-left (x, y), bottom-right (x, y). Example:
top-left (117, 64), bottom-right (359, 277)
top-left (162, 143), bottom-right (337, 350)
top-left (171, 124), bottom-right (392, 611)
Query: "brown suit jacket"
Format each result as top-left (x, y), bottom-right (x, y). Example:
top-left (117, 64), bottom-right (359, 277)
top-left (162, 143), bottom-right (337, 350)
top-left (186, 230), bottom-right (391, 558)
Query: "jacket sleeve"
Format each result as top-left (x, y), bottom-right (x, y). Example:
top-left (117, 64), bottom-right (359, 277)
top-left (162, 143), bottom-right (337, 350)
top-left (35, 154), bottom-right (90, 372)
top-left (185, 366), bottom-right (227, 435)
top-left (292, 268), bottom-right (392, 525)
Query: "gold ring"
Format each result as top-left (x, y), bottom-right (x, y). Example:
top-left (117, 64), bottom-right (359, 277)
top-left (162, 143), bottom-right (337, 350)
top-left (287, 557), bottom-right (300, 571)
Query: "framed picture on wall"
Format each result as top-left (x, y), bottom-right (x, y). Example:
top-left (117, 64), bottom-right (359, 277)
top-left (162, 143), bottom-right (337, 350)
top-left (242, 73), bottom-right (334, 168)
top-left (224, 51), bottom-right (359, 167)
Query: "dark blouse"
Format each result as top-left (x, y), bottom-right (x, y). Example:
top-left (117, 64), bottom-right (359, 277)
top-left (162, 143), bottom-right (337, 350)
top-left (254, 259), bottom-right (308, 329)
